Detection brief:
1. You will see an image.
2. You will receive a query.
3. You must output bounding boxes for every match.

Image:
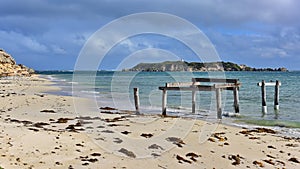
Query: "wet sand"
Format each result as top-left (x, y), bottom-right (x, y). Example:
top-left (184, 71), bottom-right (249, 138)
top-left (0, 76), bottom-right (299, 169)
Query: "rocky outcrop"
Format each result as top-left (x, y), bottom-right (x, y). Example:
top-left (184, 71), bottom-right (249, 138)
top-left (128, 61), bottom-right (190, 72)
top-left (0, 49), bottom-right (35, 77)
top-left (124, 61), bottom-right (288, 72)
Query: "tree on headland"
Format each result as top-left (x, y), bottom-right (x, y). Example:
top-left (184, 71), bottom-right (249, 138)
top-left (125, 60), bottom-right (288, 72)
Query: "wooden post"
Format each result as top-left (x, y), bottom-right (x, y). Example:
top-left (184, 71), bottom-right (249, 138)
top-left (162, 89), bottom-right (167, 116)
top-left (133, 88), bottom-right (140, 114)
top-left (233, 87), bottom-right (240, 113)
top-left (192, 90), bottom-right (196, 114)
top-left (261, 80), bottom-right (267, 113)
top-left (215, 87), bottom-right (222, 119)
top-left (274, 80), bottom-right (280, 110)
top-left (233, 80), bottom-right (240, 114)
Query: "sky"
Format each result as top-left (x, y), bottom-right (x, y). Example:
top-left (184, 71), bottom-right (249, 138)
top-left (1, 0), bottom-right (300, 70)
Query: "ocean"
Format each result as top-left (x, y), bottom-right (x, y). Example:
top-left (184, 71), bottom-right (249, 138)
top-left (39, 71), bottom-right (300, 135)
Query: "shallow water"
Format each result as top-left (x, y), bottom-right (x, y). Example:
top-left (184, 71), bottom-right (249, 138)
top-left (39, 71), bottom-right (300, 131)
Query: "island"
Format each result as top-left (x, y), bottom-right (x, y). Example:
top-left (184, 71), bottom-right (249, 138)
top-left (123, 61), bottom-right (288, 72)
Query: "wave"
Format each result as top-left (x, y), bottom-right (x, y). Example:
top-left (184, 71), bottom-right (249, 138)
top-left (67, 81), bottom-right (79, 84)
top-left (41, 74), bottom-right (67, 82)
top-left (80, 90), bottom-right (99, 94)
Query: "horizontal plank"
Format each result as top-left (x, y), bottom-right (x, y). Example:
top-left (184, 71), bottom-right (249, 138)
top-left (159, 86), bottom-right (213, 91)
top-left (214, 83), bottom-right (241, 88)
top-left (166, 82), bottom-right (201, 87)
top-left (159, 85), bottom-right (236, 91)
top-left (192, 78), bottom-right (239, 83)
top-left (257, 82), bottom-right (281, 86)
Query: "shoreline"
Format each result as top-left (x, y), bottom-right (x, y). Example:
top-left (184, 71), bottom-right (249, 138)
top-left (39, 73), bottom-right (300, 138)
top-left (0, 75), bottom-right (299, 168)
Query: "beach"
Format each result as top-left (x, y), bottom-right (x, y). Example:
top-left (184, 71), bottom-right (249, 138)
top-left (2, 1), bottom-right (300, 168)
top-left (0, 75), bottom-right (299, 169)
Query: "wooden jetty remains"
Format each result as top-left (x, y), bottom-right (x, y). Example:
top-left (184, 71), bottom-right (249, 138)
top-left (158, 78), bottom-right (241, 119)
top-left (133, 88), bottom-right (140, 114)
top-left (257, 80), bottom-right (281, 113)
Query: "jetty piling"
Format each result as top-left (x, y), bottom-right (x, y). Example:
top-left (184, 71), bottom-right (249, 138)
top-left (232, 79), bottom-right (240, 113)
top-left (192, 90), bottom-right (196, 114)
top-left (215, 87), bottom-right (222, 119)
top-left (261, 80), bottom-right (267, 113)
top-left (274, 80), bottom-right (280, 110)
top-left (133, 88), bottom-right (140, 114)
top-left (233, 86), bottom-right (240, 113)
top-left (257, 80), bottom-right (281, 113)
top-left (162, 89), bottom-right (167, 116)
top-left (159, 78), bottom-right (241, 119)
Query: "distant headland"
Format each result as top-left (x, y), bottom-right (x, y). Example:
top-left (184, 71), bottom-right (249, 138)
top-left (123, 61), bottom-right (288, 72)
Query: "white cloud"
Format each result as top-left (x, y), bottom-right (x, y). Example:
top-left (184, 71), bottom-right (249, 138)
top-left (119, 39), bottom-right (154, 52)
top-left (119, 39), bottom-right (136, 52)
top-left (51, 45), bottom-right (66, 54)
top-left (117, 48), bottom-right (179, 70)
top-left (22, 36), bottom-right (48, 53)
top-left (0, 30), bottom-right (48, 53)
top-left (259, 47), bottom-right (288, 58)
top-left (1, 0), bottom-right (300, 69)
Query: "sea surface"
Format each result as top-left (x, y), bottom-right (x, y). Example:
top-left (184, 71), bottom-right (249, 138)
top-left (39, 71), bottom-right (300, 135)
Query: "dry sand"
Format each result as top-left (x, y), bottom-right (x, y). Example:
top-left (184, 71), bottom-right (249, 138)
top-left (0, 76), bottom-right (299, 169)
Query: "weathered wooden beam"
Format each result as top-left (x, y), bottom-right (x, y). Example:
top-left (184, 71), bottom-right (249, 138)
top-left (274, 80), bottom-right (280, 110)
top-left (159, 86), bottom-right (213, 91)
top-left (261, 80), bottom-right (267, 113)
top-left (215, 87), bottom-right (222, 119)
top-left (159, 85), bottom-right (236, 91)
top-left (162, 89), bottom-right (167, 116)
top-left (233, 87), bottom-right (239, 113)
top-left (214, 83), bottom-right (241, 89)
top-left (192, 78), bottom-right (238, 84)
top-left (166, 82), bottom-right (201, 87)
top-left (159, 78), bottom-right (241, 117)
top-left (133, 88), bottom-right (140, 114)
top-left (192, 90), bottom-right (196, 114)
top-left (257, 81), bottom-right (281, 87)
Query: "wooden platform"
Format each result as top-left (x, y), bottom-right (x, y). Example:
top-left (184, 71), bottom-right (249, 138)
top-left (158, 78), bottom-right (241, 118)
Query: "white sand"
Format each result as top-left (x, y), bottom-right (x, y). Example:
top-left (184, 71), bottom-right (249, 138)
top-left (0, 76), bottom-right (299, 169)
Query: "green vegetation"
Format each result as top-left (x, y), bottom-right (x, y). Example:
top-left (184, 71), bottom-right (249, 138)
top-left (124, 60), bottom-right (288, 72)
top-left (221, 62), bottom-right (242, 71)
top-left (235, 119), bottom-right (300, 128)
top-left (186, 61), bottom-right (204, 69)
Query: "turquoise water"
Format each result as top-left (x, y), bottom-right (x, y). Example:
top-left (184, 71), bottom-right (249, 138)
top-left (39, 71), bottom-right (300, 129)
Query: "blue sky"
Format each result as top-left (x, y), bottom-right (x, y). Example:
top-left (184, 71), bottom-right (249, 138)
top-left (1, 0), bottom-right (300, 70)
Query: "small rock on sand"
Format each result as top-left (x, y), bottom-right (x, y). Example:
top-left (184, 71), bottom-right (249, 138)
top-left (166, 137), bottom-right (185, 148)
top-left (253, 160), bottom-right (264, 167)
top-left (113, 138), bottom-right (123, 144)
top-left (288, 157), bottom-right (300, 163)
top-left (140, 133), bottom-right (153, 138)
top-left (186, 152), bottom-right (200, 162)
top-left (228, 154), bottom-right (241, 165)
top-left (118, 148), bottom-right (136, 158)
top-left (121, 131), bottom-right (131, 135)
top-left (40, 109), bottom-right (56, 113)
top-left (56, 118), bottom-right (72, 123)
top-left (176, 155), bottom-right (191, 164)
top-left (148, 144), bottom-right (164, 150)
top-left (267, 145), bottom-right (276, 149)
top-left (263, 159), bottom-right (275, 165)
top-left (90, 153), bottom-right (101, 157)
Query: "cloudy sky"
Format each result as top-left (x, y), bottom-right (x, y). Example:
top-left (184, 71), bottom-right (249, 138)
top-left (1, 0), bottom-right (300, 70)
